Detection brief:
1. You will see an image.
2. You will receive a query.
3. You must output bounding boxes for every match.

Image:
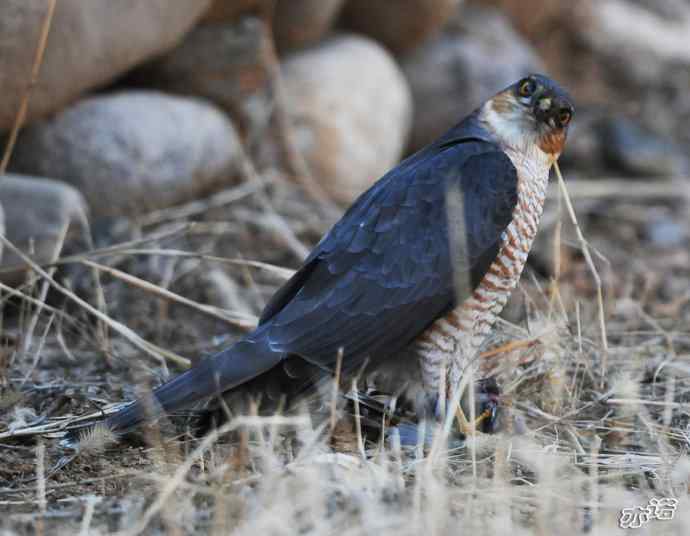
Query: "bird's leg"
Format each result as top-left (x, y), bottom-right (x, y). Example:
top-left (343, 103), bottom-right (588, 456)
top-left (453, 377), bottom-right (501, 436)
top-left (448, 363), bottom-right (481, 437)
top-left (454, 403), bottom-right (494, 436)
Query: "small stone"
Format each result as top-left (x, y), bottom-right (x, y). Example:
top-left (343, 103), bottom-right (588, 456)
top-left (401, 6), bottom-right (542, 150)
top-left (11, 92), bottom-right (241, 218)
top-left (0, 0), bottom-right (210, 130)
top-left (0, 175), bottom-right (89, 286)
top-left (341, 0), bottom-right (460, 54)
top-left (281, 35), bottom-right (413, 203)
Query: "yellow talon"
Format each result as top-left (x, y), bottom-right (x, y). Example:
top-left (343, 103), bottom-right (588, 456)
top-left (455, 405), bottom-right (492, 436)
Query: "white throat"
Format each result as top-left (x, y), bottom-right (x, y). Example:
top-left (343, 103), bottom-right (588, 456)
top-left (478, 101), bottom-right (555, 182)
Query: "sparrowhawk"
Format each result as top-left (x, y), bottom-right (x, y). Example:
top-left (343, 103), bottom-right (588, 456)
top-left (97, 74), bottom-right (574, 437)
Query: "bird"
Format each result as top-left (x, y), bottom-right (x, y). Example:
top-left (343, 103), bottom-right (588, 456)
top-left (95, 74), bottom-right (574, 438)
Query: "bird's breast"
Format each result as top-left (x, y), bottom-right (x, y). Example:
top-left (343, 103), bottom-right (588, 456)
top-left (414, 147), bottom-right (551, 392)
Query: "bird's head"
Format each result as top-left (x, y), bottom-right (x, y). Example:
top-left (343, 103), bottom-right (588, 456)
top-left (480, 74), bottom-right (574, 159)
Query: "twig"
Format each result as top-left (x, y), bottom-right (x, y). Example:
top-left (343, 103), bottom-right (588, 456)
top-left (258, 11), bottom-right (341, 216)
top-left (116, 416), bottom-right (309, 536)
top-left (89, 249), bottom-right (295, 280)
top-left (36, 441), bottom-right (47, 535)
top-left (78, 496), bottom-right (100, 536)
top-left (554, 162), bottom-right (609, 386)
top-left (606, 398), bottom-right (689, 408)
top-left (139, 179), bottom-right (268, 226)
top-left (0, 281), bottom-right (72, 322)
top-left (0, 222), bottom-right (194, 275)
top-left (81, 259), bottom-right (258, 329)
top-left (20, 313), bottom-right (54, 387)
top-left (18, 223), bottom-right (67, 363)
top-left (0, 232), bottom-right (190, 368)
top-left (588, 434), bottom-right (602, 526)
top-left (480, 338), bottom-right (540, 360)
top-left (546, 177), bottom-right (690, 201)
top-left (351, 379), bottom-right (366, 459)
top-left (329, 349), bottom-right (344, 435)
top-left (0, 0), bottom-right (56, 174)
top-left (238, 149), bottom-right (310, 260)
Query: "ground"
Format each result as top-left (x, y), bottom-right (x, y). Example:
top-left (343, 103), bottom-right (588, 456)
top-left (1, 170), bottom-right (689, 535)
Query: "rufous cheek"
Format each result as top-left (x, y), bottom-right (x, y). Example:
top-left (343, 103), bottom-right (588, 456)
top-left (490, 91), bottom-right (518, 114)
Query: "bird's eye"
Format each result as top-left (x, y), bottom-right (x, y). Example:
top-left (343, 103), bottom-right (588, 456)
top-left (518, 79), bottom-right (536, 97)
top-left (559, 109), bottom-right (572, 125)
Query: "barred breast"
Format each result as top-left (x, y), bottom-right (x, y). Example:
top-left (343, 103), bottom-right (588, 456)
top-left (412, 146), bottom-right (553, 394)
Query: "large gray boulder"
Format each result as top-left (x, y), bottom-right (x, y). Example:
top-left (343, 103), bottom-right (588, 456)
top-left (0, 0), bottom-right (211, 131)
top-left (0, 175), bottom-right (89, 286)
top-left (11, 92), bottom-right (241, 218)
top-left (281, 35), bottom-right (413, 204)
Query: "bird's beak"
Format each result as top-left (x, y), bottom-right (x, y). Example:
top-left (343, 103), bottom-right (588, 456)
top-left (533, 92), bottom-right (573, 129)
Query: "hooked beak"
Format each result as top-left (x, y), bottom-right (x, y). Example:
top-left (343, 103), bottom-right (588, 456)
top-left (533, 91), bottom-right (574, 129)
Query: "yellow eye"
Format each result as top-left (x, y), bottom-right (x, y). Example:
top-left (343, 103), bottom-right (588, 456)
top-left (519, 79), bottom-right (535, 97)
top-left (559, 109), bottom-right (572, 125)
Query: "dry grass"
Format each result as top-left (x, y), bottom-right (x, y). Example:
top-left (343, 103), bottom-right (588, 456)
top-left (0, 161), bottom-right (689, 535)
top-left (1, 7), bottom-right (689, 534)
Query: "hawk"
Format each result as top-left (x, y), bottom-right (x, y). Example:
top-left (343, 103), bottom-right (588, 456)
top-left (101, 74), bottom-right (574, 435)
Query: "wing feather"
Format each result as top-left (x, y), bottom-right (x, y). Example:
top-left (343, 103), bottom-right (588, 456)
top-left (259, 129), bottom-right (520, 372)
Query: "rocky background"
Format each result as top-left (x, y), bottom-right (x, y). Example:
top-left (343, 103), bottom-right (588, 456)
top-left (1, 0), bottom-right (689, 284)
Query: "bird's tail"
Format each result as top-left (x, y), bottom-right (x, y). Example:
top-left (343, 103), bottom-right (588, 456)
top-left (102, 330), bottom-right (282, 435)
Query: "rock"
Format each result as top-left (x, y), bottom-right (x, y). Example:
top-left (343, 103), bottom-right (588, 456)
top-left (489, 0), bottom-right (690, 168)
top-left (341, 0), bottom-right (459, 54)
top-left (202, 1), bottom-right (344, 52)
top-left (203, 0), bottom-right (260, 23)
top-left (599, 117), bottom-right (689, 177)
top-left (645, 211), bottom-right (686, 248)
top-left (10, 92), bottom-right (241, 218)
top-left (559, 110), bottom-right (689, 177)
top-left (0, 175), bottom-right (89, 286)
top-left (0, 0), bottom-right (210, 131)
top-left (583, 1), bottom-right (690, 149)
top-left (281, 35), bottom-right (413, 203)
top-left (401, 6), bottom-right (542, 150)
top-left (273, 0), bottom-right (345, 52)
top-left (137, 18), bottom-right (274, 139)
top-left (175, 267), bottom-right (254, 316)
top-left (582, 0), bottom-right (690, 83)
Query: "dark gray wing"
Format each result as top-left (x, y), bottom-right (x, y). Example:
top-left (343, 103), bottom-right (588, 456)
top-left (254, 132), bottom-right (519, 372)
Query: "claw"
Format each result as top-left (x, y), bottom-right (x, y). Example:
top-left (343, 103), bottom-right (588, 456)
top-left (454, 404), bottom-right (492, 436)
